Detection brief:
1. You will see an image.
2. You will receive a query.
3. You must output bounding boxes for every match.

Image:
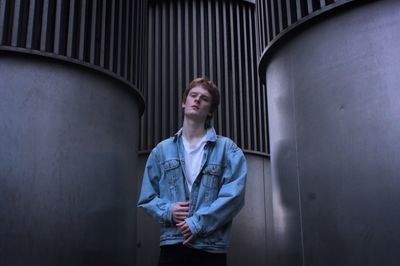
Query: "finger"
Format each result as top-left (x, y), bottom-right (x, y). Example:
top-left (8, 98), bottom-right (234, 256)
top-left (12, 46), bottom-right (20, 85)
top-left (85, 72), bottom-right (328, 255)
top-left (176, 205), bottom-right (189, 211)
top-left (181, 229), bottom-right (190, 237)
top-left (173, 218), bottom-right (184, 224)
top-left (174, 217), bottom-right (186, 223)
top-left (183, 235), bottom-right (194, 245)
top-left (176, 210), bottom-right (189, 215)
top-left (181, 225), bottom-right (191, 235)
top-left (179, 202), bottom-right (190, 207)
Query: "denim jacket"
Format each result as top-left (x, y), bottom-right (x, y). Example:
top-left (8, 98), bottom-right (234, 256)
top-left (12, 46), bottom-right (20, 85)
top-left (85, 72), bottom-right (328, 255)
top-left (137, 127), bottom-right (247, 253)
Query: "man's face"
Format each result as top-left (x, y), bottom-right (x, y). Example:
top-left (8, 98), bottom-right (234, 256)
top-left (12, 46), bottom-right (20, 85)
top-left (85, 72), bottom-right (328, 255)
top-left (182, 86), bottom-right (213, 123)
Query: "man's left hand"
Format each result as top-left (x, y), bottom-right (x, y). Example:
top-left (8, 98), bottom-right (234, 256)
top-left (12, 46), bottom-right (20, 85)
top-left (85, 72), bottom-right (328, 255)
top-left (176, 221), bottom-right (194, 245)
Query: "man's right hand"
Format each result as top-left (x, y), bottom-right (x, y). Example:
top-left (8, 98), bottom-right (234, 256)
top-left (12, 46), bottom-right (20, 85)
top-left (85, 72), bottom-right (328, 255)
top-left (172, 201), bottom-right (189, 224)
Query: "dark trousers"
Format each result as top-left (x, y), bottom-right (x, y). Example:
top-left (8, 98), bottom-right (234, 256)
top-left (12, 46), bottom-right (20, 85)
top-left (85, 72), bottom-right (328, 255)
top-left (158, 244), bottom-right (227, 266)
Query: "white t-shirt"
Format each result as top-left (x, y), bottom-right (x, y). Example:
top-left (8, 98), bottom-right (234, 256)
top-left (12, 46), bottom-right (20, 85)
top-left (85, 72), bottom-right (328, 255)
top-left (182, 134), bottom-right (208, 192)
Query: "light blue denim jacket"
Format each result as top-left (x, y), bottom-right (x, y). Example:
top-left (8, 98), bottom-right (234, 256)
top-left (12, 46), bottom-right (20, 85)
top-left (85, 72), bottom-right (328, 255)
top-left (137, 127), bottom-right (247, 253)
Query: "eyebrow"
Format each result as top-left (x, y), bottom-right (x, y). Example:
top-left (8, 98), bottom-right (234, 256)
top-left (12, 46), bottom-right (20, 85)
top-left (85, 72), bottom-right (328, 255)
top-left (190, 91), bottom-right (210, 97)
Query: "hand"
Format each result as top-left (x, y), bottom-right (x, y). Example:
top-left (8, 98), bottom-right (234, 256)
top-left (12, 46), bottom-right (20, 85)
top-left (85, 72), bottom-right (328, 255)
top-left (172, 202), bottom-right (189, 224)
top-left (176, 221), bottom-right (194, 245)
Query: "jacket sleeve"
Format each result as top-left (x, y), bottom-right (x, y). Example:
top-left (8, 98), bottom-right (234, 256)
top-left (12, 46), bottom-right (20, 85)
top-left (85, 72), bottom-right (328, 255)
top-left (137, 148), bottom-right (174, 226)
top-left (185, 142), bottom-right (247, 236)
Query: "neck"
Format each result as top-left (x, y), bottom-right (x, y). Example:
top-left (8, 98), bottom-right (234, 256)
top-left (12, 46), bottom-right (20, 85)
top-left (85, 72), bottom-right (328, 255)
top-left (182, 119), bottom-right (207, 144)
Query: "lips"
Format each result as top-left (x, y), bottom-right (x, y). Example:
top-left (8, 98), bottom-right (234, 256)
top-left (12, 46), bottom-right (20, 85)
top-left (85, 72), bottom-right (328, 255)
top-left (191, 105), bottom-right (199, 110)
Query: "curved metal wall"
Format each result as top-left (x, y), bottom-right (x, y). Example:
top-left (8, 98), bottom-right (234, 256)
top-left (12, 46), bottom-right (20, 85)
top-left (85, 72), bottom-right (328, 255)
top-left (0, 55), bottom-right (140, 266)
top-left (140, 0), bottom-right (269, 155)
top-left (257, 0), bottom-right (400, 265)
top-left (0, 1), bottom-right (146, 265)
top-left (0, 0), bottom-right (145, 111)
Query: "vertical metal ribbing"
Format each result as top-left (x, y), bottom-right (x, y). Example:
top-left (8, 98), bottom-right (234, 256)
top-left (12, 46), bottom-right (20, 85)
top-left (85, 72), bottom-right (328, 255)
top-left (237, 4), bottom-right (245, 147)
top-left (108, 1), bottom-right (115, 71)
top-left (53, 0), bottom-right (61, 54)
top-left (320, 0), bottom-right (327, 7)
top-left (40, 0), bottom-right (49, 51)
top-left (89, 0), bottom-right (97, 64)
top-left (11, 0), bottom-right (21, 47)
top-left (161, 1), bottom-right (167, 139)
top-left (138, 0), bottom-right (145, 151)
top-left (265, 0), bottom-right (271, 41)
top-left (270, 0), bottom-right (277, 38)
top-left (184, 1), bottom-right (190, 87)
top-left (264, 0), bottom-right (270, 43)
top-left (258, 0), bottom-right (266, 49)
top-left (133, 0), bottom-right (136, 86)
top-left (192, 2), bottom-right (197, 77)
top-left (0, 0), bottom-right (145, 112)
top-left (129, 0), bottom-right (134, 82)
top-left (140, 0), bottom-right (147, 93)
top-left (66, 0), bottom-right (75, 57)
top-left (215, 1), bottom-right (223, 132)
top-left (277, 0), bottom-right (283, 32)
top-left (243, 7), bottom-right (251, 149)
top-left (0, 0), bottom-right (6, 44)
top-left (147, 4), bottom-right (154, 150)
top-left (307, 0), bottom-right (313, 13)
top-left (139, 0), bottom-right (146, 150)
top-left (139, 17), bottom-right (146, 152)
top-left (249, 6), bottom-right (258, 151)
top-left (286, 0), bottom-right (292, 25)
top-left (124, 0), bottom-right (129, 79)
top-left (116, 0), bottom-right (122, 75)
top-left (199, 1), bottom-right (205, 76)
top-left (207, 1), bottom-right (214, 81)
top-left (296, 0), bottom-right (302, 20)
top-left (154, 4), bottom-right (161, 143)
top-left (26, 0), bottom-right (35, 48)
top-left (169, 1), bottom-right (176, 136)
top-left (78, 0), bottom-right (86, 61)
top-left (177, 1), bottom-right (183, 128)
top-left (142, 0), bottom-right (266, 154)
top-left (254, 3), bottom-right (265, 153)
top-left (99, 0), bottom-right (106, 68)
top-left (229, 2), bottom-right (238, 142)
top-left (222, 1), bottom-right (230, 138)
top-left (255, 1), bottom-right (262, 50)
top-left (144, 4), bottom-right (151, 150)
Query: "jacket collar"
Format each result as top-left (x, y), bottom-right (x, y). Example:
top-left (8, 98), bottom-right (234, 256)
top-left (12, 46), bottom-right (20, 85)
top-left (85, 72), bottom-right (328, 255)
top-left (173, 127), bottom-right (218, 143)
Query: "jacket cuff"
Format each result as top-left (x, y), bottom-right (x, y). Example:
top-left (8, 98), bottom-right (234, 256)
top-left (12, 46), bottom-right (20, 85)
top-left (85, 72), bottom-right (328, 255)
top-left (163, 202), bottom-right (174, 226)
top-left (185, 216), bottom-right (201, 236)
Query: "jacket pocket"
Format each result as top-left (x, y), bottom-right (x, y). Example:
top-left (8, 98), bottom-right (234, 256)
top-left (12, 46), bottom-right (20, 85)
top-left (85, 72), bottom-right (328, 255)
top-left (161, 159), bottom-right (181, 198)
top-left (201, 164), bottom-right (223, 188)
top-left (200, 164), bottom-right (223, 204)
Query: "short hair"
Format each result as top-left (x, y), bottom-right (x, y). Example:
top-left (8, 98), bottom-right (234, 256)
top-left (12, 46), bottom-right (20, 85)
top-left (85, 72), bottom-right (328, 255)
top-left (182, 77), bottom-right (220, 128)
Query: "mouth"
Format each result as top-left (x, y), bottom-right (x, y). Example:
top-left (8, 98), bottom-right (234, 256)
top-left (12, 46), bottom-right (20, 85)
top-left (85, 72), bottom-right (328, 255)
top-left (191, 105), bottom-right (199, 110)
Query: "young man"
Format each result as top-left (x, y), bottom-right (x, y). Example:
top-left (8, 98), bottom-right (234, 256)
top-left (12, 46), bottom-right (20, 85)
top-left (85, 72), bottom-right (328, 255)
top-left (138, 77), bottom-right (247, 266)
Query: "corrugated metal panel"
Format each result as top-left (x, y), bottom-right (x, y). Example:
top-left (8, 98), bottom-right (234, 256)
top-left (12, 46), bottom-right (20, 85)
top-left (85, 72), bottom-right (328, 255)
top-left (256, 0), bottom-right (359, 74)
top-left (140, 0), bottom-right (268, 155)
top-left (0, 0), bottom-right (145, 112)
